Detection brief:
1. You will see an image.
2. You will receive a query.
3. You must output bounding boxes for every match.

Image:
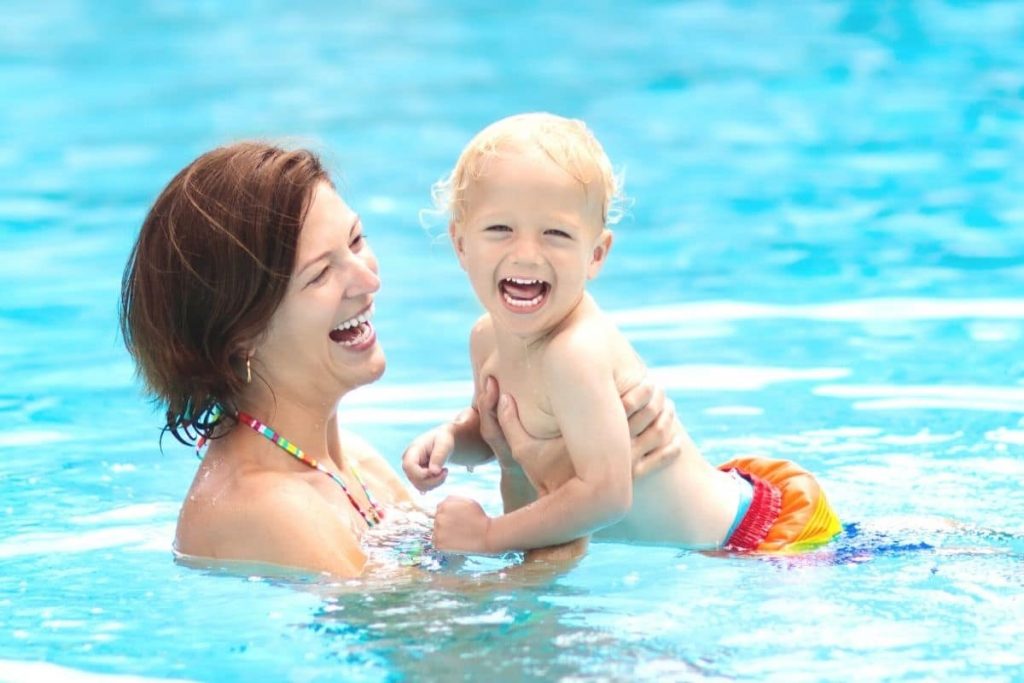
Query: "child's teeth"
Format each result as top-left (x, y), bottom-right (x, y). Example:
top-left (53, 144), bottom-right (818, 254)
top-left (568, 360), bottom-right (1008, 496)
top-left (503, 292), bottom-right (544, 307)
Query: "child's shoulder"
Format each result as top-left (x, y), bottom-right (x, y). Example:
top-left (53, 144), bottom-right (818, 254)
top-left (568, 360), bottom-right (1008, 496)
top-left (549, 295), bottom-right (618, 345)
top-left (543, 298), bottom-right (641, 384)
top-left (469, 312), bottom-right (496, 347)
top-left (468, 313), bottom-right (496, 365)
top-left (469, 312), bottom-right (495, 340)
top-left (543, 303), bottom-right (617, 368)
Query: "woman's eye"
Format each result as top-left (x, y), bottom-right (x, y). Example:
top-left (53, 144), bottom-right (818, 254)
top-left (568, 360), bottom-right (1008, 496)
top-left (309, 266), bottom-right (330, 285)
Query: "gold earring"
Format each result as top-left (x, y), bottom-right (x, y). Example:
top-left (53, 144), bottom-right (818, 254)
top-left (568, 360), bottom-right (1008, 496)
top-left (246, 356), bottom-right (252, 384)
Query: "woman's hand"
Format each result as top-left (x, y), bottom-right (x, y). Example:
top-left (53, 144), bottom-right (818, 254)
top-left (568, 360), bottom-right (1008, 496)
top-left (620, 377), bottom-right (684, 479)
top-left (475, 376), bottom-right (516, 464)
top-left (478, 375), bottom-right (681, 481)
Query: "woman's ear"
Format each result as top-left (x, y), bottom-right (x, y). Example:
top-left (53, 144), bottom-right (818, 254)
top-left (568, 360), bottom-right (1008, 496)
top-left (587, 229), bottom-right (614, 279)
top-left (449, 221), bottom-right (468, 270)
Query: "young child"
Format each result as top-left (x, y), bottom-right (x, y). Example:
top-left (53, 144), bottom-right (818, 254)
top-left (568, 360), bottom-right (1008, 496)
top-left (403, 113), bottom-right (841, 556)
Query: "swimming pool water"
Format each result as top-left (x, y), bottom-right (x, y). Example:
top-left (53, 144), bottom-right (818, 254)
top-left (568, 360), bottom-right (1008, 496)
top-left (2, 1), bottom-right (1022, 680)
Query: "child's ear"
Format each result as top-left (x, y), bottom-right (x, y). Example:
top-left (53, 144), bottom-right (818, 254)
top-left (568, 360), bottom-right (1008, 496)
top-left (448, 221), bottom-right (468, 270)
top-left (587, 229), bottom-right (614, 279)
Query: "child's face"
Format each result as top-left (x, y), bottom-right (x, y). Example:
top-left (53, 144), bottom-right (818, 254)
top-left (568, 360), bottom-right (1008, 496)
top-left (450, 147), bottom-right (612, 340)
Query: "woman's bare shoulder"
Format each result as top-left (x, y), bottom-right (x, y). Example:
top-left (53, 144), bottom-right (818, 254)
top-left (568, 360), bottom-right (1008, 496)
top-left (176, 467), bottom-right (367, 577)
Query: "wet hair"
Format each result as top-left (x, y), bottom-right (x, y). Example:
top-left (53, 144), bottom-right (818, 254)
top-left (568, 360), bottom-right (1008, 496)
top-left (431, 112), bottom-right (625, 228)
top-left (120, 141), bottom-right (329, 446)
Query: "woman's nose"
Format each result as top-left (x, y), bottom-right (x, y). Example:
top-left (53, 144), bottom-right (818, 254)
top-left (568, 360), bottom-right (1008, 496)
top-left (343, 253), bottom-right (381, 297)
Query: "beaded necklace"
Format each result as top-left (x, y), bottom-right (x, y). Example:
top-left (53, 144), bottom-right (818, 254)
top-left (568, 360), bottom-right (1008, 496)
top-left (196, 408), bottom-right (383, 527)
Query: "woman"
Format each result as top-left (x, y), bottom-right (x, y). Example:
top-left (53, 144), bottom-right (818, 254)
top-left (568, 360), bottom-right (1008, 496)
top-left (120, 142), bottom-right (682, 577)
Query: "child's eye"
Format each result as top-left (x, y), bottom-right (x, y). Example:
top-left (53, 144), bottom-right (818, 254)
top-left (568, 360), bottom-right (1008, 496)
top-left (350, 233), bottom-right (366, 250)
top-left (484, 224), bottom-right (512, 233)
top-left (544, 228), bottom-right (572, 239)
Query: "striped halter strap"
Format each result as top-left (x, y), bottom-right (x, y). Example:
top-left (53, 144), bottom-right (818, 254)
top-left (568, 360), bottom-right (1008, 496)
top-left (236, 411), bottom-right (384, 527)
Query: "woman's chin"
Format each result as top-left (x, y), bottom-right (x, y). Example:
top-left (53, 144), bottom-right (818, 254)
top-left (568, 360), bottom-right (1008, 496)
top-left (345, 344), bottom-right (387, 388)
top-left (364, 348), bottom-right (387, 383)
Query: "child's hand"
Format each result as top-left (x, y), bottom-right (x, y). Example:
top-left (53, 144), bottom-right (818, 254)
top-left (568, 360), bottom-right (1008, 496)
top-left (433, 495), bottom-right (493, 553)
top-left (401, 419), bottom-right (460, 492)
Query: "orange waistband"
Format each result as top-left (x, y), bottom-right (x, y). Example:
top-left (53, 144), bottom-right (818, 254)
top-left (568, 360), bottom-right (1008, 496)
top-left (719, 456), bottom-right (842, 552)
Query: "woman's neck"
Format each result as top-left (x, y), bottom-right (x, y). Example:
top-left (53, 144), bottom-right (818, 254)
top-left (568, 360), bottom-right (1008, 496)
top-left (234, 387), bottom-right (344, 465)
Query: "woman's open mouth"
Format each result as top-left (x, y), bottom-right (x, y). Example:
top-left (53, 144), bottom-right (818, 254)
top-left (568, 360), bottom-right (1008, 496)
top-left (499, 277), bottom-right (550, 313)
top-left (329, 305), bottom-right (377, 350)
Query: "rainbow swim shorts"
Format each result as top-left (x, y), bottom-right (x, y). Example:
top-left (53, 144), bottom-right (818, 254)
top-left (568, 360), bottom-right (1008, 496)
top-left (718, 456), bottom-right (842, 552)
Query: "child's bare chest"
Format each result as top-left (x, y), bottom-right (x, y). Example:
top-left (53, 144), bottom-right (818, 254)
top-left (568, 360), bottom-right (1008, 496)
top-left (479, 349), bottom-right (561, 439)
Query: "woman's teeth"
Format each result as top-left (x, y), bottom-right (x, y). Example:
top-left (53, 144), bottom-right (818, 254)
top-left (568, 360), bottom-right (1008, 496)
top-left (335, 305), bottom-right (372, 331)
top-left (329, 306), bottom-right (375, 345)
top-left (335, 322), bottom-right (373, 346)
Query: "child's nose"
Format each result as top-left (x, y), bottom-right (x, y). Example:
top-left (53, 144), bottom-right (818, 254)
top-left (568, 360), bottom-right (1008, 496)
top-left (511, 236), bottom-right (542, 265)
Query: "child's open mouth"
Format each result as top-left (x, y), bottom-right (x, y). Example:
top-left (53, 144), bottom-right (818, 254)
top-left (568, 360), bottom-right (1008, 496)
top-left (329, 305), bottom-right (376, 349)
top-left (500, 277), bottom-right (550, 312)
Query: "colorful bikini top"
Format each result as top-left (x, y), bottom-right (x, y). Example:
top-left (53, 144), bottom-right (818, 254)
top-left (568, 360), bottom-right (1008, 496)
top-left (197, 408), bottom-right (384, 527)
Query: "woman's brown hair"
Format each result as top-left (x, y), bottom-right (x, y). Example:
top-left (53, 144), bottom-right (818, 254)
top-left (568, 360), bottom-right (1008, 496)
top-left (120, 142), bottom-right (329, 445)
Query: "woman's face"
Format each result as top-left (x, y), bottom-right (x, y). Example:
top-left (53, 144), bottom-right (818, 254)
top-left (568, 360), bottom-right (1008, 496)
top-left (254, 182), bottom-right (385, 403)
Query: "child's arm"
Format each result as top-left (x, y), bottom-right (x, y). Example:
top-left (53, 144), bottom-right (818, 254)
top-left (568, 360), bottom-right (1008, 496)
top-left (401, 406), bottom-right (493, 491)
top-left (476, 374), bottom-right (684, 497)
top-left (401, 316), bottom-right (497, 491)
top-left (433, 335), bottom-right (632, 552)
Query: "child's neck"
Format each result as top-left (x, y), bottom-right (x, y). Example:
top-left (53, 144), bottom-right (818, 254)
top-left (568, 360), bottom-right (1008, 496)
top-left (491, 291), bottom-right (593, 358)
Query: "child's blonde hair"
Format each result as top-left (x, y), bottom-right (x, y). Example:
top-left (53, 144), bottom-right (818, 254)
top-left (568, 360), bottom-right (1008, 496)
top-left (432, 112), bottom-right (625, 228)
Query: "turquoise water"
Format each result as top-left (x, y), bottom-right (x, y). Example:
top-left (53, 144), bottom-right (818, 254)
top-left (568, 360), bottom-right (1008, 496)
top-left (3, 1), bottom-right (1023, 680)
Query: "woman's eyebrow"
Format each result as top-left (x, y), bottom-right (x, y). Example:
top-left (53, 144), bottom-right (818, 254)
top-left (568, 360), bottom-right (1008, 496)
top-left (298, 249), bottom-right (331, 276)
